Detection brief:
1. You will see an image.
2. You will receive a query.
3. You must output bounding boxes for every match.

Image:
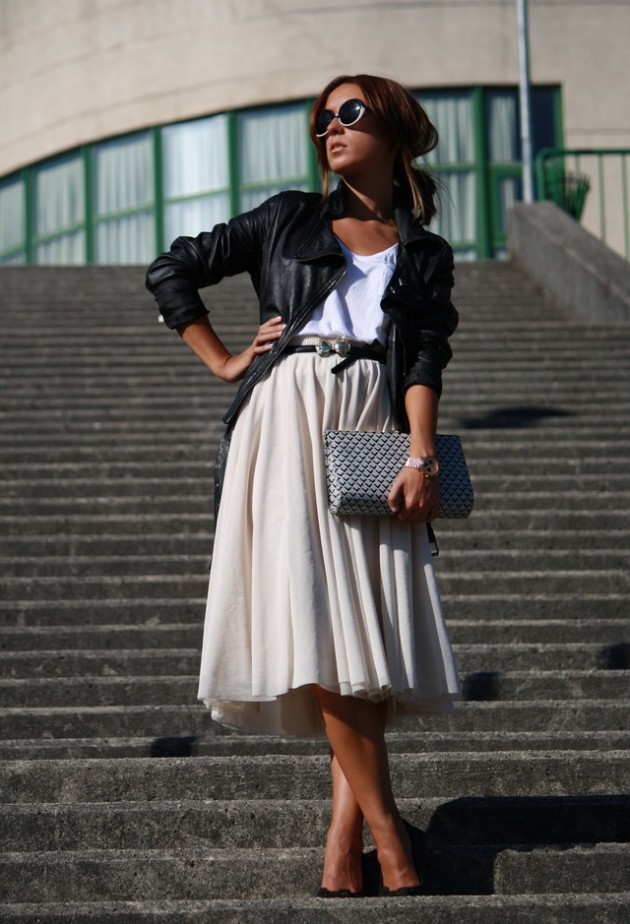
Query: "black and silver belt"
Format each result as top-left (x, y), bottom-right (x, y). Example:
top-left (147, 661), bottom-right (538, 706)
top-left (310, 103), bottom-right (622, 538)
top-left (283, 337), bottom-right (386, 375)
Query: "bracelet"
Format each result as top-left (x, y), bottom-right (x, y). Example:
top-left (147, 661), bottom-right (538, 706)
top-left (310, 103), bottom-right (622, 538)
top-left (405, 456), bottom-right (440, 477)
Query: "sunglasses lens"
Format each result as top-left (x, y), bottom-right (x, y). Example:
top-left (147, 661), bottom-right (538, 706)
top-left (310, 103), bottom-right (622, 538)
top-left (315, 111), bottom-right (333, 137)
top-left (338, 99), bottom-right (365, 127)
top-left (315, 99), bottom-right (366, 136)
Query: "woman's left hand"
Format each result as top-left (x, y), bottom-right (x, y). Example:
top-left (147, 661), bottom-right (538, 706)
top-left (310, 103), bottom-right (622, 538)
top-left (387, 467), bottom-right (440, 523)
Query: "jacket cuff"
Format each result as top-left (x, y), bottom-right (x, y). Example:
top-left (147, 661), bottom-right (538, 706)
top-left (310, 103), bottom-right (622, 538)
top-left (156, 300), bottom-right (209, 331)
top-left (403, 357), bottom-right (443, 398)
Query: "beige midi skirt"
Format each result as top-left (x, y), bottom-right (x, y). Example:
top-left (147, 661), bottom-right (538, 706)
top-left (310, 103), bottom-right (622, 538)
top-left (197, 351), bottom-right (461, 736)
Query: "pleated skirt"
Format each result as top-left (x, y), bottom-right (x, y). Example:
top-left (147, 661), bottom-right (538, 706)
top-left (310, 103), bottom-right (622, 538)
top-left (197, 351), bottom-right (461, 736)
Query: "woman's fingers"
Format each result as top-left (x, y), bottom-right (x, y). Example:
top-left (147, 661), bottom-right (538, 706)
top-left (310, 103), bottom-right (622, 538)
top-left (388, 470), bottom-right (439, 522)
top-left (252, 315), bottom-right (286, 353)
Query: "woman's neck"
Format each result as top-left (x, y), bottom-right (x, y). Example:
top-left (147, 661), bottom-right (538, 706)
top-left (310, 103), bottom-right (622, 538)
top-left (339, 178), bottom-right (395, 225)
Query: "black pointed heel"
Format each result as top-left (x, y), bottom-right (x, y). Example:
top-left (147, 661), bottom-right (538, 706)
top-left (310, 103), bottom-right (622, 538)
top-left (317, 887), bottom-right (364, 898)
top-left (380, 884), bottom-right (424, 897)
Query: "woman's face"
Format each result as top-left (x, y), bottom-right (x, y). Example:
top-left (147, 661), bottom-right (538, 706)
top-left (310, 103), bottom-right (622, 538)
top-left (320, 83), bottom-right (396, 182)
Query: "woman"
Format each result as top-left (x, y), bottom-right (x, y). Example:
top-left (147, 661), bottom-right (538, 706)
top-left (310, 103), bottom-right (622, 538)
top-left (146, 73), bottom-right (460, 897)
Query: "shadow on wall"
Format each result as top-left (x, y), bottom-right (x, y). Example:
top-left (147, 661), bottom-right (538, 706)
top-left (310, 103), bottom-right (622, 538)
top-left (456, 405), bottom-right (572, 430)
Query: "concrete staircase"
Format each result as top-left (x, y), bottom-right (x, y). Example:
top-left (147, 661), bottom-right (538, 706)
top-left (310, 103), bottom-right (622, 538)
top-left (1, 262), bottom-right (629, 921)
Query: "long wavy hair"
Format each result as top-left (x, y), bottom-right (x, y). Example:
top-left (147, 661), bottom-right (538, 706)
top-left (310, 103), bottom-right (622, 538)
top-left (309, 74), bottom-right (439, 224)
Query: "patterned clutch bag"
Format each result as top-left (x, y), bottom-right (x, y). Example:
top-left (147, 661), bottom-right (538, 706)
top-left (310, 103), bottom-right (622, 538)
top-left (324, 430), bottom-right (474, 518)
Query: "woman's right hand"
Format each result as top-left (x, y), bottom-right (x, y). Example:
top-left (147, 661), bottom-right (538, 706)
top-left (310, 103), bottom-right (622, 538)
top-left (220, 315), bottom-right (286, 382)
top-left (177, 314), bottom-right (286, 382)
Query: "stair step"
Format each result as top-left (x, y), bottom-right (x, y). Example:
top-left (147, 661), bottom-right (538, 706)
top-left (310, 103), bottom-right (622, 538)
top-left (1, 641), bottom-right (623, 675)
top-left (0, 844), bottom-right (628, 902)
top-left (4, 794), bottom-right (628, 852)
top-left (1, 618), bottom-right (627, 651)
top-left (2, 701), bottom-right (628, 740)
top-left (3, 894), bottom-right (630, 924)
top-left (3, 549), bottom-right (630, 577)
top-left (4, 509), bottom-right (630, 537)
top-left (1, 460), bottom-right (628, 481)
top-left (0, 670), bottom-right (627, 708)
top-left (3, 729), bottom-right (630, 761)
top-left (3, 752), bottom-right (630, 803)
top-left (1, 594), bottom-right (628, 628)
top-left (1, 572), bottom-right (628, 600)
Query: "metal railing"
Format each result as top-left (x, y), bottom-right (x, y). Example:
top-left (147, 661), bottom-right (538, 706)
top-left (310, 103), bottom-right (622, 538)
top-left (535, 148), bottom-right (630, 260)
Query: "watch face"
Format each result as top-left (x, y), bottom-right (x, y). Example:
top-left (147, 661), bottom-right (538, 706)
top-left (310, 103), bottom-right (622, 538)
top-left (422, 458), bottom-right (440, 476)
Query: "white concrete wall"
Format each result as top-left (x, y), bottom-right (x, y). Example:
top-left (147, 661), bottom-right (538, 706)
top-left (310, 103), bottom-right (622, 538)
top-left (1, 0), bottom-right (629, 178)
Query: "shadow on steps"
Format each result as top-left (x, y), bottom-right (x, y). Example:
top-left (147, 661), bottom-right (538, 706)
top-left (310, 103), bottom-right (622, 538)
top-left (600, 643), bottom-right (630, 669)
top-left (364, 795), bottom-right (630, 895)
top-left (456, 405), bottom-right (572, 430)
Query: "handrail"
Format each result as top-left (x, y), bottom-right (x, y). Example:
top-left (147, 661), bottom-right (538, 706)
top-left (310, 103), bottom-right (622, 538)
top-left (535, 147), bottom-right (630, 260)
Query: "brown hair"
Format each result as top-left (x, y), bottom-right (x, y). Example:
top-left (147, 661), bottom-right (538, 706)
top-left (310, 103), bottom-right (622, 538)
top-left (309, 74), bottom-right (439, 224)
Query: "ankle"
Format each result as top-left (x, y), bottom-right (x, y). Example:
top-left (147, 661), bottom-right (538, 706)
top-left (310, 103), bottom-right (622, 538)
top-left (326, 828), bottom-right (363, 852)
top-left (369, 816), bottom-right (420, 890)
top-left (320, 839), bottom-right (364, 893)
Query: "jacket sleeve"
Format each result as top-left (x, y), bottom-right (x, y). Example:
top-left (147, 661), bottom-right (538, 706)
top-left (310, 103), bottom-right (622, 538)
top-left (145, 198), bottom-right (274, 330)
top-left (403, 245), bottom-right (458, 398)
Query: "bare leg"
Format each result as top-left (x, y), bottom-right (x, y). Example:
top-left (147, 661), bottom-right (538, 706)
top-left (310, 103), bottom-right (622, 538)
top-left (320, 755), bottom-right (364, 892)
top-left (312, 686), bottom-right (419, 891)
top-left (320, 702), bottom-right (388, 891)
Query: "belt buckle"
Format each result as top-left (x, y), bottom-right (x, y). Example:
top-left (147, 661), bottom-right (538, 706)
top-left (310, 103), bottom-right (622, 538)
top-left (333, 338), bottom-right (351, 357)
top-left (316, 337), bottom-right (351, 357)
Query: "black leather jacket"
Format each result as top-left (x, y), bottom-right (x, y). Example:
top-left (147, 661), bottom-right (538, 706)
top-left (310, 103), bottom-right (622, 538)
top-left (146, 184), bottom-right (458, 431)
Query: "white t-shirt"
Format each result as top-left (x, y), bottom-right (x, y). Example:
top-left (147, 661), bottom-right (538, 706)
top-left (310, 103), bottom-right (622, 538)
top-left (298, 238), bottom-right (399, 346)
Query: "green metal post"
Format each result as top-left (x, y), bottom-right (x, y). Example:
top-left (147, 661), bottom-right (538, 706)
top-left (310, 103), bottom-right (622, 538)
top-left (535, 148), bottom-right (549, 200)
top-left (598, 154), bottom-right (606, 243)
top-left (24, 168), bottom-right (33, 265)
top-left (227, 112), bottom-right (240, 218)
top-left (305, 99), bottom-right (320, 193)
top-left (622, 154), bottom-right (629, 260)
top-left (83, 146), bottom-right (94, 264)
top-left (472, 87), bottom-right (491, 259)
top-left (153, 128), bottom-right (165, 253)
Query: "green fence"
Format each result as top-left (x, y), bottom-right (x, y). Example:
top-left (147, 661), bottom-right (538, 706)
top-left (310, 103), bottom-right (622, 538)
top-left (536, 148), bottom-right (630, 260)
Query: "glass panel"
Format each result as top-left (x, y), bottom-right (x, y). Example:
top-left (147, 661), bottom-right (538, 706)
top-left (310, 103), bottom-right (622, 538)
top-left (0, 251), bottom-right (27, 265)
top-left (0, 176), bottom-right (26, 254)
top-left (531, 87), bottom-right (557, 155)
top-left (238, 104), bottom-right (307, 185)
top-left (93, 133), bottom-right (154, 263)
top-left (487, 92), bottom-right (520, 162)
top-left (35, 231), bottom-right (85, 265)
top-left (164, 194), bottom-right (231, 244)
top-left (33, 154), bottom-right (84, 238)
top-left (95, 211), bottom-right (154, 264)
top-left (93, 132), bottom-right (153, 216)
top-left (431, 172), bottom-right (477, 244)
top-left (416, 92), bottom-right (477, 255)
top-left (162, 115), bottom-right (229, 198)
top-left (420, 93), bottom-right (475, 164)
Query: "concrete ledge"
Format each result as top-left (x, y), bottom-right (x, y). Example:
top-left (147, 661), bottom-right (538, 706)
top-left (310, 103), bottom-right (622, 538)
top-left (508, 202), bottom-right (630, 323)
